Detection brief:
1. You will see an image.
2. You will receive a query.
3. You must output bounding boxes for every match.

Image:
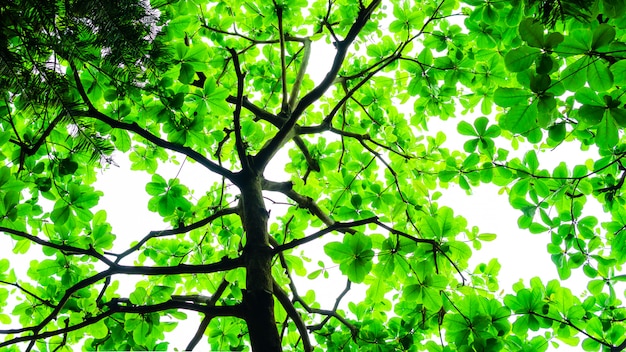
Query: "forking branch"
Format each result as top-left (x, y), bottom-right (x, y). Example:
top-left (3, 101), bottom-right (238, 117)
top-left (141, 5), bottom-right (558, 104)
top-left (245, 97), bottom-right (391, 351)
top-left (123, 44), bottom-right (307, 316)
top-left (253, 0), bottom-right (383, 171)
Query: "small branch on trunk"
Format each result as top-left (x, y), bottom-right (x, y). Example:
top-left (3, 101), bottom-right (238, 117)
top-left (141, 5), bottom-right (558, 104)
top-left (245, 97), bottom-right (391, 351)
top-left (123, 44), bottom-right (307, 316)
top-left (226, 95), bottom-right (281, 126)
top-left (293, 136), bottom-right (320, 172)
top-left (185, 278), bottom-right (230, 351)
top-left (262, 180), bottom-right (342, 230)
top-left (272, 279), bottom-right (312, 352)
top-left (271, 241), bottom-right (357, 343)
top-left (306, 279), bottom-right (353, 333)
top-left (0, 226), bottom-right (115, 266)
top-left (0, 299), bottom-right (243, 350)
top-left (113, 207), bottom-right (239, 263)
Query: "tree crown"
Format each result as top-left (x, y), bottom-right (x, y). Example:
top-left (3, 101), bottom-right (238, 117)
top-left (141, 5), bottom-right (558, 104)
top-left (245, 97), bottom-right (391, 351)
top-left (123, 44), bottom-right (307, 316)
top-left (1, 0), bottom-right (626, 351)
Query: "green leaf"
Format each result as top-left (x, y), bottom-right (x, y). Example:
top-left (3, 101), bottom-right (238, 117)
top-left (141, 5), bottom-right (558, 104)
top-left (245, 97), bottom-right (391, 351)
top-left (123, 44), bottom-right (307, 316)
top-left (544, 32), bottom-right (564, 48)
top-left (501, 102), bottom-right (538, 133)
top-left (157, 194), bottom-right (177, 216)
top-left (611, 60), bottom-right (626, 85)
top-left (578, 105), bottom-right (606, 125)
top-left (13, 239), bottom-right (30, 254)
top-left (586, 59), bottom-right (613, 92)
top-left (463, 139), bottom-right (479, 153)
top-left (561, 57), bottom-right (588, 91)
top-left (478, 233), bottom-right (497, 241)
top-left (494, 88), bottom-right (531, 107)
top-left (51, 204), bottom-right (71, 226)
top-left (103, 89), bottom-right (118, 102)
top-left (90, 320), bottom-right (108, 339)
top-left (548, 123), bottom-right (566, 142)
top-left (505, 46), bottom-right (540, 72)
top-left (457, 120), bottom-right (477, 136)
top-left (613, 106), bottom-right (626, 126)
top-left (150, 285), bottom-right (174, 303)
top-left (58, 158), bottom-right (78, 176)
top-left (146, 181), bottom-right (166, 196)
top-left (133, 320), bottom-right (150, 345)
top-left (130, 287), bottom-right (148, 305)
top-left (422, 286), bottom-right (443, 310)
top-left (582, 338), bottom-right (601, 351)
top-left (575, 87), bottom-right (605, 106)
top-left (324, 233), bottom-right (375, 283)
top-left (557, 30), bottom-right (591, 54)
top-left (350, 194), bottom-right (362, 208)
top-left (519, 18), bottom-right (544, 48)
top-left (587, 279), bottom-right (605, 295)
top-left (595, 113), bottom-right (620, 148)
top-left (530, 74), bottom-right (551, 93)
top-left (536, 54), bottom-right (553, 75)
top-left (529, 222), bottom-right (548, 234)
top-left (324, 242), bottom-right (350, 262)
top-left (591, 24), bottom-right (615, 50)
top-left (203, 78), bottom-right (230, 115)
top-left (111, 129), bottom-right (132, 152)
top-left (178, 62), bottom-right (196, 84)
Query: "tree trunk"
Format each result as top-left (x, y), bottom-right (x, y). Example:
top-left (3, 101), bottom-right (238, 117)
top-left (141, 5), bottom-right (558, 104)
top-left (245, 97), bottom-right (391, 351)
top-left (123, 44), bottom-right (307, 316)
top-left (239, 172), bottom-right (281, 351)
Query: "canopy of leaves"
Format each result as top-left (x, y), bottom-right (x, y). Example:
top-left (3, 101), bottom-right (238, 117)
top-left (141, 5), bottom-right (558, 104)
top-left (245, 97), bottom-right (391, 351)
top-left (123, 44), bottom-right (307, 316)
top-left (1, 0), bottom-right (626, 351)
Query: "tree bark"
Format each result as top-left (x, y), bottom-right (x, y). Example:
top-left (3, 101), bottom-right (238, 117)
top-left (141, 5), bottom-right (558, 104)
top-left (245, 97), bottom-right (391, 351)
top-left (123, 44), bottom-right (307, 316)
top-left (239, 171), bottom-right (281, 351)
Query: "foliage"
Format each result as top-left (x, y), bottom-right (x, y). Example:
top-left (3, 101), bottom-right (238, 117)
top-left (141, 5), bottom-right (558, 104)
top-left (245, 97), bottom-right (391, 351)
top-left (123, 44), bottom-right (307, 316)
top-left (1, 0), bottom-right (626, 351)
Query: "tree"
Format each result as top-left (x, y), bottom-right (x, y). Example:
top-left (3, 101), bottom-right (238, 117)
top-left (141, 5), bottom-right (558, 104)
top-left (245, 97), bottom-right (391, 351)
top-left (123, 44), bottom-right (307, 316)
top-left (1, 0), bottom-right (626, 350)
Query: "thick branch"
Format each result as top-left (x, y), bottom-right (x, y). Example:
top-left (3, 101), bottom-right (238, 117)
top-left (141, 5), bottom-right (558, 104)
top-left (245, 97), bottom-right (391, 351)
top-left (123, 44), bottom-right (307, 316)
top-left (1, 256), bottom-right (243, 338)
top-left (226, 95), bottom-right (281, 126)
top-left (185, 278), bottom-right (229, 351)
top-left (3, 270), bottom-right (111, 336)
top-left (306, 279), bottom-right (353, 333)
top-left (87, 107), bottom-right (237, 182)
top-left (254, 0), bottom-right (382, 171)
top-left (114, 207), bottom-right (239, 262)
top-left (112, 258), bottom-right (243, 276)
top-left (0, 226), bottom-right (115, 266)
top-left (272, 280), bottom-right (312, 352)
top-left (69, 62), bottom-right (238, 183)
top-left (262, 180), bottom-right (337, 228)
top-left (0, 299), bottom-right (243, 349)
top-left (293, 136), bottom-right (320, 172)
top-left (613, 338), bottom-right (626, 352)
top-left (596, 166), bottom-right (626, 193)
top-left (273, 238), bottom-right (358, 340)
top-left (297, 50), bottom-right (401, 135)
top-left (274, 217), bottom-right (377, 253)
top-left (12, 111), bottom-right (64, 158)
top-left (109, 299), bottom-right (244, 317)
